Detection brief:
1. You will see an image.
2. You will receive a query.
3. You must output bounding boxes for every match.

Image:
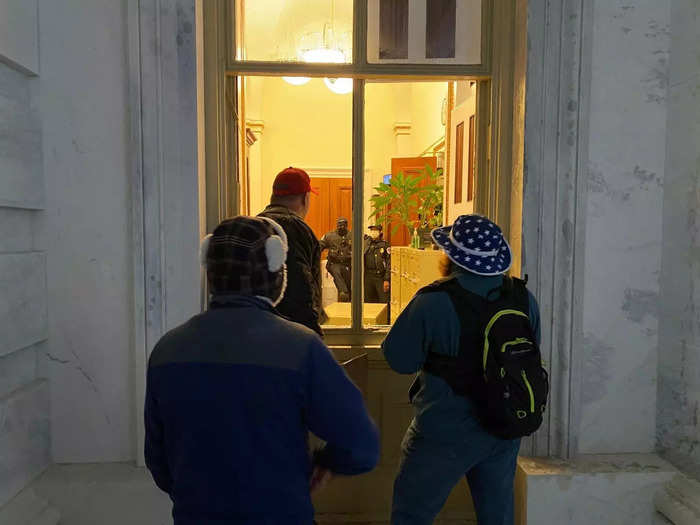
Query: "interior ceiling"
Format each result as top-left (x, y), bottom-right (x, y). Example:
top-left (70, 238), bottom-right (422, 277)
top-left (244, 0), bottom-right (354, 60)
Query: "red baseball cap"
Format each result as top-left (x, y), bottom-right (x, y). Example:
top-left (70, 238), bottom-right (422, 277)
top-left (272, 167), bottom-right (318, 196)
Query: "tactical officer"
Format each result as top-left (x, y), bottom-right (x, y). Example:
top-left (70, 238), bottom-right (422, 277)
top-left (320, 218), bottom-right (352, 302)
top-left (364, 225), bottom-right (390, 303)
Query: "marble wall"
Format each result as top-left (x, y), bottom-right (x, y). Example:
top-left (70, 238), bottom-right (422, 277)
top-left (0, 0), bottom-right (50, 508)
top-left (579, 0), bottom-right (670, 453)
top-left (657, 0), bottom-right (700, 475)
top-left (0, 0), bottom-right (38, 75)
top-left (36, 0), bottom-right (133, 463)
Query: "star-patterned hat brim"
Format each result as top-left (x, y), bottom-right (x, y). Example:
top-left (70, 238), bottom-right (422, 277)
top-left (431, 215), bottom-right (512, 276)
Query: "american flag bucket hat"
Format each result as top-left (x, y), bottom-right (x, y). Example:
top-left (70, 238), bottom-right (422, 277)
top-left (431, 214), bottom-right (512, 276)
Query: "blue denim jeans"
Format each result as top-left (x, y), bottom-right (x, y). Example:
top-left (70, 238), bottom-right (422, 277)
top-left (391, 421), bottom-right (520, 525)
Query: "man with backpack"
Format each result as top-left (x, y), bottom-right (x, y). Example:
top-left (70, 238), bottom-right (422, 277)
top-left (382, 214), bottom-right (547, 525)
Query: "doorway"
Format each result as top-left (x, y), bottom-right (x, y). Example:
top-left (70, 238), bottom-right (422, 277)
top-left (197, 0), bottom-right (529, 521)
top-left (128, 3), bottom-right (591, 518)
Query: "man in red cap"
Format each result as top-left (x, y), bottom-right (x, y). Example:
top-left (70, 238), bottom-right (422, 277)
top-left (258, 167), bottom-right (326, 334)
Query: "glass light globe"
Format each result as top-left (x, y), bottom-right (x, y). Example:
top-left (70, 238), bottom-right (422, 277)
top-left (283, 76), bottom-right (311, 86)
top-left (324, 77), bottom-right (353, 95)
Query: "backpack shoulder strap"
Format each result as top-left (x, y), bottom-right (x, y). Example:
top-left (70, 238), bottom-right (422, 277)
top-left (510, 277), bottom-right (530, 315)
top-left (419, 277), bottom-right (487, 318)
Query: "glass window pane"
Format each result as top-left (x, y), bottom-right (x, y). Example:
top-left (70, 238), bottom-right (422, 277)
top-left (240, 75), bottom-right (354, 328)
top-left (426, 0), bottom-right (456, 59)
top-left (454, 121), bottom-right (464, 204)
top-left (367, 0), bottom-right (482, 65)
top-left (363, 81), bottom-right (451, 328)
top-left (379, 0), bottom-right (409, 59)
top-left (237, 0), bottom-right (353, 63)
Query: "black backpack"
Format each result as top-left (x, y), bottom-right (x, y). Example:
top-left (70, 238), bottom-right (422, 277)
top-left (420, 276), bottom-right (549, 440)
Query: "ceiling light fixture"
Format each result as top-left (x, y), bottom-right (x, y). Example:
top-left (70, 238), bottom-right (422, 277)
top-left (282, 1), bottom-right (352, 94)
top-left (324, 77), bottom-right (353, 95)
top-left (283, 76), bottom-right (311, 86)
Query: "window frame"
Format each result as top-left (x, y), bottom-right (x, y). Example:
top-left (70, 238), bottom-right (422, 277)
top-left (223, 0), bottom-right (495, 344)
top-left (227, 0), bottom-right (493, 77)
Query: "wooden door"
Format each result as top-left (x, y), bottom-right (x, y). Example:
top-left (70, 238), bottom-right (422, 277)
top-left (306, 179), bottom-right (331, 240)
top-left (305, 177), bottom-right (353, 240)
top-left (388, 157), bottom-right (438, 246)
top-left (329, 179), bottom-right (353, 231)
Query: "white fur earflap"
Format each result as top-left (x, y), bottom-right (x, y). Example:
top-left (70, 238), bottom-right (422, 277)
top-left (200, 234), bottom-right (212, 267)
top-left (259, 217), bottom-right (289, 273)
top-left (265, 236), bottom-right (286, 272)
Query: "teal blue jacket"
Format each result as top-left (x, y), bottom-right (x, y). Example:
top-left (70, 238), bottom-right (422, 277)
top-left (382, 270), bottom-right (541, 436)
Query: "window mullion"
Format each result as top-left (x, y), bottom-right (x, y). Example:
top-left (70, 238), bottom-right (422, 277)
top-left (353, 0), bottom-right (368, 67)
top-left (351, 78), bottom-right (365, 333)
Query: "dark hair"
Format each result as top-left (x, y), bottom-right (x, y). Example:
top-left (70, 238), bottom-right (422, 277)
top-left (438, 252), bottom-right (456, 277)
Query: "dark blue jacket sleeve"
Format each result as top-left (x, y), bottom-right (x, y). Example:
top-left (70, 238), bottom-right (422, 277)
top-left (144, 369), bottom-right (173, 494)
top-left (304, 340), bottom-right (380, 475)
top-left (382, 293), bottom-right (461, 373)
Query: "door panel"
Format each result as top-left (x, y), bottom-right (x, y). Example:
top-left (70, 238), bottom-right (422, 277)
top-left (329, 179), bottom-right (353, 232)
top-left (313, 352), bottom-right (476, 522)
top-left (306, 177), bottom-right (353, 240)
top-left (306, 179), bottom-right (331, 239)
top-left (448, 92), bottom-right (477, 223)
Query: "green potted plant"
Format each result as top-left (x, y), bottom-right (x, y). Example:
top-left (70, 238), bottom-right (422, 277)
top-left (369, 165), bottom-right (444, 247)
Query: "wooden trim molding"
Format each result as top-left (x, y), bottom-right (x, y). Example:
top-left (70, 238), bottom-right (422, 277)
top-left (392, 121), bottom-right (412, 137)
top-left (306, 167), bottom-right (352, 178)
top-left (245, 118), bottom-right (264, 137)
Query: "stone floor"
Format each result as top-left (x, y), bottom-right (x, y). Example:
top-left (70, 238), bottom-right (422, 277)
top-left (28, 464), bottom-right (443, 525)
top-left (19, 460), bottom-right (675, 524)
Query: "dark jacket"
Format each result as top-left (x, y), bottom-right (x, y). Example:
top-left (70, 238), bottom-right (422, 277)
top-left (363, 236), bottom-right (391, 281)
top-left (319, 230), bottom-right (352, 265)
top-left (145, 295), bottom-right (380, 525)
top-left (258, 205), bottom-right (325, 334)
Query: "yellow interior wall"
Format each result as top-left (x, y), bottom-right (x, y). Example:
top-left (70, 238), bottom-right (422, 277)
top-left (247, 79), bottom-right (448, 231)
top-left (252, 77), bottom-right (352, 216)
top-left (364, 83), bottom-right (398, 230)
top-left (409, 82), bottom-right (448, 156)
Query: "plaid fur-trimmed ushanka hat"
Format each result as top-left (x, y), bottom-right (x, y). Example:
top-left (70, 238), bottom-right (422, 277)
top-left (202, 216), bottom-right (288, 303)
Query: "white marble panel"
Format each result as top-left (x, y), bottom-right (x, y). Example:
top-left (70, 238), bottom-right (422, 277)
top-left (519, 455), bottom-right (677, 525)
top-left (0, 0), bottom-right (39, 75)
top-left (668, 0), bottom-right (700, 86)
top-left (38, 0), bottom-right (132, 462)
top-left (0, 343), bottom-right (38, 398)
top-left (0, 380), bottom-right (50, 508)
top-left (657, 52), bottom-right (700, 468)
top-left (0, 208), bottom-right (37, 253)
top-left (0, 63), bottom-right (43, 209)
top-left (579, 0), bottom-right (670, 454)
top-left (0, 253), bottom-right (48, 357)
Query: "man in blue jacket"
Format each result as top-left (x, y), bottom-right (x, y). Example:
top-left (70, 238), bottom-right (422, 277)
top-left (145, 216), bottom-right (380, 525)
top-left (383, 214), bottom-right (541, 525)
